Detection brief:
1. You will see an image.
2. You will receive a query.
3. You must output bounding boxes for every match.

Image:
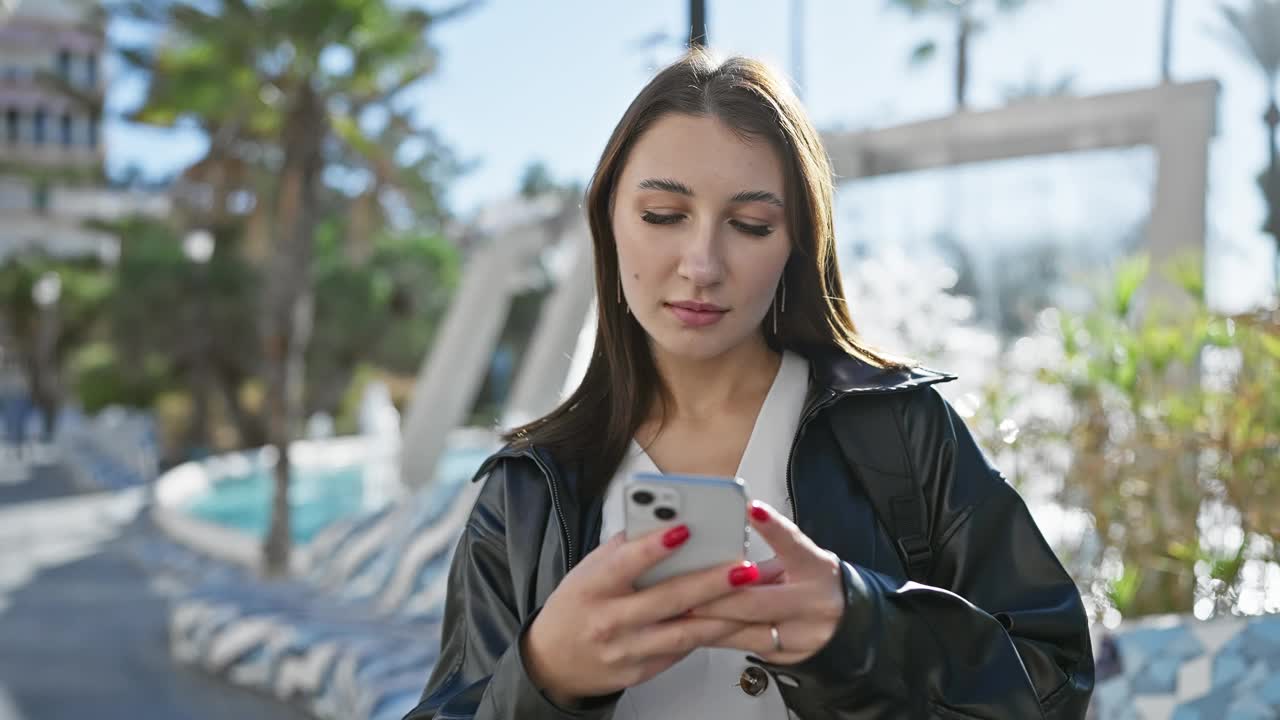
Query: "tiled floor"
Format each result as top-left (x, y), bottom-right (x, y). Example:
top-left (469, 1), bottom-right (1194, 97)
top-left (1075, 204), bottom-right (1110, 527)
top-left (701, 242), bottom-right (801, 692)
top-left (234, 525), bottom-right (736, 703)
top-left (1092, 613), bottom-right (1280, 719)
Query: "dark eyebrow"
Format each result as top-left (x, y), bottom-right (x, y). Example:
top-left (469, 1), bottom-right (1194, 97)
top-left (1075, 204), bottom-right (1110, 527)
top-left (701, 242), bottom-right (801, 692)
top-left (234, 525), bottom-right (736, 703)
top-left (730, 189), bottom-right (784, 208)
top-left (637, 177), bottom-right (693, 195)
top-left (637, 178), bottom-right (784, 208)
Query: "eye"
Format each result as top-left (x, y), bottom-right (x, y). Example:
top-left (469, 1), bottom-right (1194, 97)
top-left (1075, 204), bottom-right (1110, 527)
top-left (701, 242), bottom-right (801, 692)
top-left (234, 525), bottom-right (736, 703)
top-left (731, 220), bottom-right (773, 237)
top-left (641, 211), bottom-right (684, 225)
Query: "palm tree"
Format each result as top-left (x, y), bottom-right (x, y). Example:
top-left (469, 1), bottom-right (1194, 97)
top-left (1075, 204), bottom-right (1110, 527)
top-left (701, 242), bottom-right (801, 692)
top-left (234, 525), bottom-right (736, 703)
top-left (888, 0), bottom-right (1031, 111)
top-left (1216, 0), bottom-right (1280, 295)
top-left (118, 0), bottom-right (468, 575)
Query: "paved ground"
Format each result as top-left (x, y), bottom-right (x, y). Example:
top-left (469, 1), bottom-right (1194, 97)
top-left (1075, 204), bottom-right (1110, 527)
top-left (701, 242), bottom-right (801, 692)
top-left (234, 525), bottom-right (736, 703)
top-left (0, 447), bottom-right (79, 505)
top-left (0, 455), bottom-right (313, 720)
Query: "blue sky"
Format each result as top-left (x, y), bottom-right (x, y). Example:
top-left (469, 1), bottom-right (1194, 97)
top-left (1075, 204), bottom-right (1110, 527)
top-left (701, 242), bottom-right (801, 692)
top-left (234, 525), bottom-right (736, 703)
top-left (104, 0), bottom-right (1277, 312)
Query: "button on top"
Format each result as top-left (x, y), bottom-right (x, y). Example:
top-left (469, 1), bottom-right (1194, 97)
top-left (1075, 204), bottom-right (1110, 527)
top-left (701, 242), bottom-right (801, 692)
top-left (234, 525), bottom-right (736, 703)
top-left (739, 666), bottom-right (769, 696)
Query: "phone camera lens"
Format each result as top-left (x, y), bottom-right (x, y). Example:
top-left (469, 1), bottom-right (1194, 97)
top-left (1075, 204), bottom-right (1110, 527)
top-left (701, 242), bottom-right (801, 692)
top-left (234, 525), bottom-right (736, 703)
top-left (654, 507), bottom-right (677, 521)
top-left (632, 490), bottom-right (655, 506)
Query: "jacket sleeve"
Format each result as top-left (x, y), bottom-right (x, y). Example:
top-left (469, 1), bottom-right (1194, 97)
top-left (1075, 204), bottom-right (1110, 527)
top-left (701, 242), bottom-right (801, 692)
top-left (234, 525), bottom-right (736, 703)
top-left (767, 387), bottom-right (1094, 719)
top-left (402, 463), bottom-right (617, 720)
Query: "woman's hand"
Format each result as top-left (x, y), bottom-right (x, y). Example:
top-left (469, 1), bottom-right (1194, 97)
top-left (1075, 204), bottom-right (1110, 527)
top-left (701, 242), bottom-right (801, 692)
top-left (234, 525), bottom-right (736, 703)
top-left (690, 500), bottom-right (845, 665)
top-left (522, 525), bottom-right (760, 706)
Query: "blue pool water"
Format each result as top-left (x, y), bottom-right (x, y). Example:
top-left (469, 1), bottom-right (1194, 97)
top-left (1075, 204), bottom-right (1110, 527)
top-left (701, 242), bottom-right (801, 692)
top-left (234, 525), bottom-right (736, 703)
top-left (184, 445), bottom-right (494, 542)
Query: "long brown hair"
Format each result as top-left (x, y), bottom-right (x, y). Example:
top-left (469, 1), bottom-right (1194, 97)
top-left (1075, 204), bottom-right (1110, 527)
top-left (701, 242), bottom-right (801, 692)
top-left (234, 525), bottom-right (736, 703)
top-left (505, 48), bottom-right (904, 498)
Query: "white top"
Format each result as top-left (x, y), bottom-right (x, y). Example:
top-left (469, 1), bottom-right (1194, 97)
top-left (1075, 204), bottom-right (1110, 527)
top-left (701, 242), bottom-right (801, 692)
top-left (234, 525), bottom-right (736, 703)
top-left (600, 350), bottom-right (811, 720)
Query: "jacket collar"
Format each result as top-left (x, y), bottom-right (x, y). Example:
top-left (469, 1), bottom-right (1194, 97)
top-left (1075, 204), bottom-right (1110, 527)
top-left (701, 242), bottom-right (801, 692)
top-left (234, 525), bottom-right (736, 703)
top-left (801, 344), bottom-right (956, 397)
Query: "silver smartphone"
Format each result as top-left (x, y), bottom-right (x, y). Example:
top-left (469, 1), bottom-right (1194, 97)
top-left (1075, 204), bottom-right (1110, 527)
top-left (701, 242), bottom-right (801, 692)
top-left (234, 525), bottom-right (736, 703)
top-left (623, 472), bottom-right (749, 590)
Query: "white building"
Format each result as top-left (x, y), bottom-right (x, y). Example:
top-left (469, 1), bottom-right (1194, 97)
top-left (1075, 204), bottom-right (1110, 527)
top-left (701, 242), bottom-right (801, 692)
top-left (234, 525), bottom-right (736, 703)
top-left (0, 0), bottom-right (169, 261)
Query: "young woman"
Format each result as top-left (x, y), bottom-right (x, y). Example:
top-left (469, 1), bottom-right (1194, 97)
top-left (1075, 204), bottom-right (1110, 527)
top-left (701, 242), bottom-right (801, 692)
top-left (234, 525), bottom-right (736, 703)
top-left (406, 49), bottom-right (1093, 720)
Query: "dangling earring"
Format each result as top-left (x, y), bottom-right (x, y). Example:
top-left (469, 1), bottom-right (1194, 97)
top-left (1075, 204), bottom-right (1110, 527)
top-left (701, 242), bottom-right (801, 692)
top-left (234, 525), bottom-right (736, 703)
top-left (617, 275), bottom-right (630, 314)
top-left (772, 277), bottom-right (786, 335)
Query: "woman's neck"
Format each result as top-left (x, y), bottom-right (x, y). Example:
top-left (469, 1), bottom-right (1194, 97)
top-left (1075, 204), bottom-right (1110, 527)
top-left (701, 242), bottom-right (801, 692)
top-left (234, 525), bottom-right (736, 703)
top-left (648, 335), bottom-right (782, 425)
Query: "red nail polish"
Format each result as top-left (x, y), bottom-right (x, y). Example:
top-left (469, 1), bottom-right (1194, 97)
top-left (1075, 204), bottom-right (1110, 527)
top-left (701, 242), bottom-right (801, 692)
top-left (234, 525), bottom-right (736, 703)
top-left (729, 563), bottom-right (759, 586)
top-left (750, 503), bottom-right (769, 523)
top-left (663, 525), bottom-right (690, 548)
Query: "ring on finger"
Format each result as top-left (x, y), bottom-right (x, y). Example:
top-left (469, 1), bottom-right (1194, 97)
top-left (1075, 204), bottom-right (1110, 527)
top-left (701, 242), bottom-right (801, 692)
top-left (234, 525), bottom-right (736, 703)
top-left (770, 623), bottom-right (783, 653)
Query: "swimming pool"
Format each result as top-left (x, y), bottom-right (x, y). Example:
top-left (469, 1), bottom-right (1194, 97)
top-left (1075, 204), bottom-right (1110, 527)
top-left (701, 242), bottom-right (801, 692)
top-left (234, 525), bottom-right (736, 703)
top-left (171, 436), bottom-right (495, 543)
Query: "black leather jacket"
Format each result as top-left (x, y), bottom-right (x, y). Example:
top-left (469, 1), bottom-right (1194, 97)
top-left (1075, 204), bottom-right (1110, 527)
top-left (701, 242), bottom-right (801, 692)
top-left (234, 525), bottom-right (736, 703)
top-left (405, 351), bottom-right (1094, 719)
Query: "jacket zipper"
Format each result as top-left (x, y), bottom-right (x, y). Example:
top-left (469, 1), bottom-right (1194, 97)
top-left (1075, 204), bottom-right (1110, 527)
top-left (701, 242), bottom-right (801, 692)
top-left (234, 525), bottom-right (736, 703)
top-left (784, 389), bottom-right (837, 525)
top-left (529, 451), bottom-right (577, 572)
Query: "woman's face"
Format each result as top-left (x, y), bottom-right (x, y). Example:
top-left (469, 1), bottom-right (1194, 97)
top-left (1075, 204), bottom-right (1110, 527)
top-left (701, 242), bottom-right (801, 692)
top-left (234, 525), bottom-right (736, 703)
top-left (611, 113), bottom-right (792, 362)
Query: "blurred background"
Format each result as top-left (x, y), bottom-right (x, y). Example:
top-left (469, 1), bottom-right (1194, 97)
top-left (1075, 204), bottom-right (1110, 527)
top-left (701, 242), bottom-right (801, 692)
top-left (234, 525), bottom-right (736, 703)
top-left (0, 1), bottom-right (1277, 718)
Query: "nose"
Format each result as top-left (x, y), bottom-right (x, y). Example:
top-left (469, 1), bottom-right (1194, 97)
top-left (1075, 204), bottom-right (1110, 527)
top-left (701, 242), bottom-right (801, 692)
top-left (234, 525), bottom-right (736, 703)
top-left (676, 219), bottom-right (726, 288)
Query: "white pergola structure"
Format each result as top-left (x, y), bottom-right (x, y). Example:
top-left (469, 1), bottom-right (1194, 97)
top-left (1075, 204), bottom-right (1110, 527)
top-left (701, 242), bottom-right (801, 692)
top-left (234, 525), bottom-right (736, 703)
top-left (401, 79), bottom-right (1219, 488)
top-left (398, 199), bottom-right (591, 488)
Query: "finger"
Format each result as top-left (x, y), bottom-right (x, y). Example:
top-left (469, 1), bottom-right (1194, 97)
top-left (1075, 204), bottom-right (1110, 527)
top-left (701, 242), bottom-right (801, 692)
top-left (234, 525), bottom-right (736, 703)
top-left (586, 523), bottom-right (692, 592)
top-left (704, 620), bottom-right (835, 665)
top-left (611, 559), bottom-right (759, 627)
top-left (757, 555), bottom-right (787, 584)
top-left (621, 617), bottom-right (746, 662)
top-left (748, 501), bottom-right (824, 569)
top-left (577, 531), bottom-right (625, 567)
top-left (573, 531), bottom-right (627, 578)
top-left (688, 579), bottom-right (841, 623)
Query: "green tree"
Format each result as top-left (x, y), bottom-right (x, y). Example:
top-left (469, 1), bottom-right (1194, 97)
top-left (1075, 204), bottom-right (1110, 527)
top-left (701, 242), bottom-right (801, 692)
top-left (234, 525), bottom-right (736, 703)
top-left (94, 216), bottom-right (265, 451)
top-left (888, 0), bottom-right (1032, 111)
top-left (119, 0), bottom-right (470, 575)
top-left (0, 254), bottom-right (114, 440)
top-left (87, 215), bottom-right (457, 461)
top-left (307, 225), bottom-right (459, 419)
top-left (518, 161), bottom-right (559, 200)
top-left (518, 159), bottom-right (583, 201)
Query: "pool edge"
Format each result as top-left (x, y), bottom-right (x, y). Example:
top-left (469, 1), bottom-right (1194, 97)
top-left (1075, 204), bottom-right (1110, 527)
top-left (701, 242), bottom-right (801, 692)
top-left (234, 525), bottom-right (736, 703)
top-left (151, 437), bottom-right (385, 576)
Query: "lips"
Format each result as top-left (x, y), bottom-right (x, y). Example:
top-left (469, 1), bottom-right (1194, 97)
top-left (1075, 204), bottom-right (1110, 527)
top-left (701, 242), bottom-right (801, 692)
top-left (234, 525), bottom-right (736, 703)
top-left (666, 301), bottom-right (728, 328)
top-left (669, 301), bottom-right (726, 313)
